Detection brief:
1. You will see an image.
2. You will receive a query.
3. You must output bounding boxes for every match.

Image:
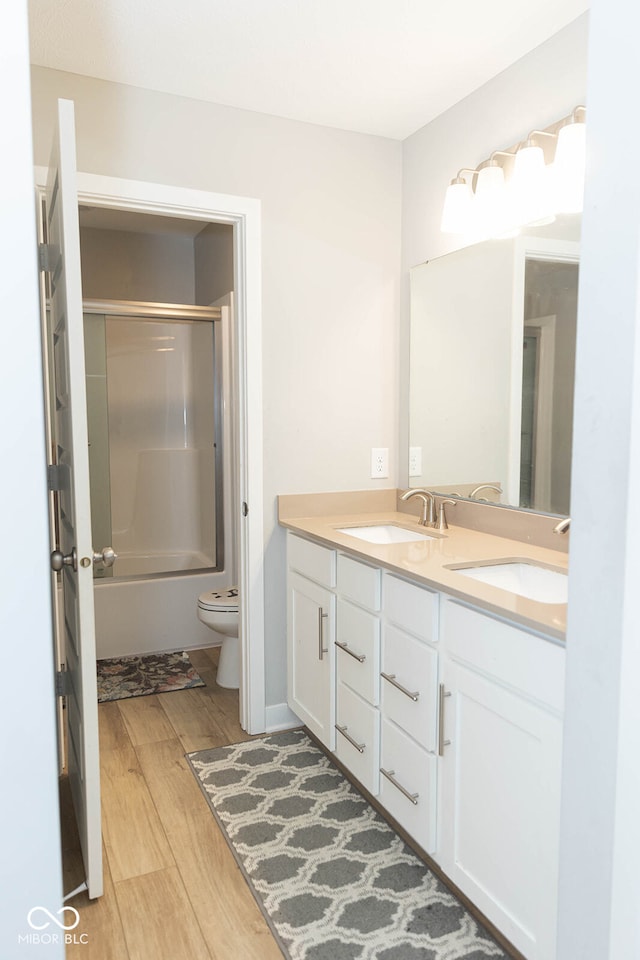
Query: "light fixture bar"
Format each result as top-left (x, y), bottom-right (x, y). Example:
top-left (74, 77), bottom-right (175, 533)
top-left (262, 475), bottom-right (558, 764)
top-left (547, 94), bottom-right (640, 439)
top-left (440, 105), bottom-right (586, 236)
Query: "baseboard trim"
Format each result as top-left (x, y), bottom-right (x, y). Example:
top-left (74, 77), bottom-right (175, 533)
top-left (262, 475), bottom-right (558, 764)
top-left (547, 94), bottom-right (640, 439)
top-left (265, 702), bottom-right (300, 733)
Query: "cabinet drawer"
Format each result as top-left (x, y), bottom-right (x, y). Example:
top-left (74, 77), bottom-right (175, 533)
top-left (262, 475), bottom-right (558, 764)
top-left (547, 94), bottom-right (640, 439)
top-left (441, 599), bottom-right (565, 712)
top-left (380, 717), bottom-right (437, 854)
top-left (288, 534), bottom-right (336, 588)
top-left (336, 682), bottom-right (380, 796)
top-left (381, 625), bottom-right (438, 751)
top-left (337, 554), bottom-right (381, 610)
top-left (336, 600), bottom-right (380, 705)
top-left (383, 574), bottom-right (438, 643)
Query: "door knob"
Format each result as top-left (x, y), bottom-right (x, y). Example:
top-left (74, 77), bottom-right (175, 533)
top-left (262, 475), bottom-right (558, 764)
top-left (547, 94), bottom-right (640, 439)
top-left (92, 546), bottom-right (117, 567)
top-left (51, 547), bottom-right (77, 572)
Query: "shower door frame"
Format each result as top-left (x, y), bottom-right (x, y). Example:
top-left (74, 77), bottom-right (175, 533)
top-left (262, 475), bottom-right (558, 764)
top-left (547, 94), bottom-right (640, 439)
top-left (36, 167), bottom-right (265, 735)
top-left (83, 299), bottom-right (226, 581)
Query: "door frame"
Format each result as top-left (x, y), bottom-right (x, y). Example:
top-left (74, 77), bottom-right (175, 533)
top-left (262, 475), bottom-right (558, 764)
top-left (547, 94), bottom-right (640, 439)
top-left (523, 314), bottom-right (556, 510)
top-left (35, 167), bottom-right (266, 734)
top-left (508, 236), bottom-right (579, 505)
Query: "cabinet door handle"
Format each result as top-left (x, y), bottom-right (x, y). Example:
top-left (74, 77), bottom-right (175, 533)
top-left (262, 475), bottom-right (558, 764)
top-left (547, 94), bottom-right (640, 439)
top-left (438, 682), bottom-right (451, 756)
top-left (335, 724), bottom-right (365, 754)
top-left (380, 767), bottom-right (419, 805)
top-left (335, 640), bottom-right (366, 663)
top-left (318, 609), bottom-right (328, 660)
top-left (381, 672), bottom-right (420, 702)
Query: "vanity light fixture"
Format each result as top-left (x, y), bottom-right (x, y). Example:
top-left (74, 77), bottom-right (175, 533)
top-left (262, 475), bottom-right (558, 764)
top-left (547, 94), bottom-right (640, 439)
top-left (440, 105), bottom-right (586, 237)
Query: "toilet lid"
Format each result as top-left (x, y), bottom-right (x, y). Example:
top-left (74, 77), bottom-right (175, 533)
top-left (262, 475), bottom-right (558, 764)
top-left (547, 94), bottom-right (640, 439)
top-left (198, 587), bottom-right (239, 612)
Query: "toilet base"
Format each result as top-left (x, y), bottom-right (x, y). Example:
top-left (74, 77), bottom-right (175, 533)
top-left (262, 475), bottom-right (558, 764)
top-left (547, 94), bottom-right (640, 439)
top-left (217, 634), bottom-right (240, 689)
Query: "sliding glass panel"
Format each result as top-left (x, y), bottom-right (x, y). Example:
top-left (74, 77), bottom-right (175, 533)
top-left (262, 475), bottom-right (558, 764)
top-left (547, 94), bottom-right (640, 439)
top-left (84, 311), bottom-right (220, 579)
top-left (83, 313), bottom-right (113, 578)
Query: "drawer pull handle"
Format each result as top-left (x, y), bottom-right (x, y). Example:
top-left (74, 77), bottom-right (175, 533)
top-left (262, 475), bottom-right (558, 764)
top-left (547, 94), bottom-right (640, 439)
top-left (335, 724), bottom-right (365, 754)
top-left (318, 609), bottom-right (328, 661)
top-left (380, 767), bottom-right (419, 805)
top-left (381, 672), bottom-right (420, 702)
top-left (438, 683), bottom-right (451, 756)
top-left (335, 641), bottom-right (366, 663)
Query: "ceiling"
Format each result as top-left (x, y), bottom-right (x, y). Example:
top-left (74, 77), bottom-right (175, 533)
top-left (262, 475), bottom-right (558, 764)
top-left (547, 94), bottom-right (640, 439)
top-left (28, 0), bottom-right (589, 140)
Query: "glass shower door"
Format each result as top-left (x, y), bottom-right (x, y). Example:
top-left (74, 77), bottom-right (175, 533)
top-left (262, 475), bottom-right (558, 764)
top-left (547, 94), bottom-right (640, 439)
top-left (84, 306), bottom-right (222, 579)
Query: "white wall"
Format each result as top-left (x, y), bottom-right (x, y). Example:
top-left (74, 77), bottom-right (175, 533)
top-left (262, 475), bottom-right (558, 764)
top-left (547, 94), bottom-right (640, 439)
top-left (194, 223), bottom-right (234, 306)
top-left (558, 0), bottom-right (640, 954)
top-left (29, 68), bottom-right (402, 708)
top-left (80, 226), bottom-right (196, 302)
top-left (1, 3), bottom-right (64, 955)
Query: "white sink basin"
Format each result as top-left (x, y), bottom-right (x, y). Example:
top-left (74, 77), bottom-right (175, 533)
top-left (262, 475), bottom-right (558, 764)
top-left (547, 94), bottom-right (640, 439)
top-left (451, 561), bottom-right (568, 604)
top-left (336, 524), bottom-right (435, 544)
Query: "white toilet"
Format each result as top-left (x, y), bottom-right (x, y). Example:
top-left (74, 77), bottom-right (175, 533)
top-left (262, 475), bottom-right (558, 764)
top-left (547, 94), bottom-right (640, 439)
top-left (197, 587), bottom-right (240, 689)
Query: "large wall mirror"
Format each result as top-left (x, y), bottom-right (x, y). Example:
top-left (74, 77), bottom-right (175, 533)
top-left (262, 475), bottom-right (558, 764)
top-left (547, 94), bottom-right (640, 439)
top-left (408, 216), bottom-right (580, 516)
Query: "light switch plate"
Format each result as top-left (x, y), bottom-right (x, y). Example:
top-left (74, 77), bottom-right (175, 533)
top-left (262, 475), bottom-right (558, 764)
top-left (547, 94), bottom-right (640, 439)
top-left (370, 447), bottom-right (389, 479)
top-left (409, 447), bottom-right (422, 477)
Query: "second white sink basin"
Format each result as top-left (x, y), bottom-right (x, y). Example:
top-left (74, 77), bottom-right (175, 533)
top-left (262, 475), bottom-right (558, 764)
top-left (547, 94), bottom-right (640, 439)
top-left (336, 524), bottom-right (436, 544)
top-left (451, 561), bottom-right (568, 604)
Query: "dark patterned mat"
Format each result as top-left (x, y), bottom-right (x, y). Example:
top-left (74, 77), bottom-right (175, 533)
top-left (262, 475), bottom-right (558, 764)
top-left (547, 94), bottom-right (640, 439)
top-left (97, 651), bottom-right (205, 703)
top-left (188, 730), bottom-right (509, 960)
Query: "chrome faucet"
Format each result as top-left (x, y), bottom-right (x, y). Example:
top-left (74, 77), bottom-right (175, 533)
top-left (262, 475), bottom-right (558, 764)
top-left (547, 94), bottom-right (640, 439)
top-left (553, 517), bottom-right (571, 535)
top-left (469, 483), bottom-right (503, 501)
top-left (400, 488), bottom-right (437, 527)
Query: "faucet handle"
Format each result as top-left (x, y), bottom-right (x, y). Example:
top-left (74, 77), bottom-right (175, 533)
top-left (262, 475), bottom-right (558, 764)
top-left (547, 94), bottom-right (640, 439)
top-left (553, 517), bottom-right (571, 535)
top-left (436, 499), bottom-right (456, 531)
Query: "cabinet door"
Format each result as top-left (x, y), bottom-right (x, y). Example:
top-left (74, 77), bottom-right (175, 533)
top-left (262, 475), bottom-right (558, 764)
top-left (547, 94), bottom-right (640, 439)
top-left (439, 658), bottom-right (563, 960)
top-left (287, 572), bottom-right (336, 749)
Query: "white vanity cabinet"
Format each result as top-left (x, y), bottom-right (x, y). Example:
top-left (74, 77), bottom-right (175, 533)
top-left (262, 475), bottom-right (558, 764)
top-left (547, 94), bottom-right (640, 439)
top-left (438, 598), bottom-right (565, 960)
top-left (287, 535), bottom-right (337, 749)
top-left (285, 529), bottom-right (565, 960)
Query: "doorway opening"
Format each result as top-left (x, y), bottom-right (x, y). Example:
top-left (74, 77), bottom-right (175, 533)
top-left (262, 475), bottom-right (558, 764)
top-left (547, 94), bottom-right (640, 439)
top-left (37, 165), bottom-right (265, 736)
top-left (74, 208), bottom-right (240, 666)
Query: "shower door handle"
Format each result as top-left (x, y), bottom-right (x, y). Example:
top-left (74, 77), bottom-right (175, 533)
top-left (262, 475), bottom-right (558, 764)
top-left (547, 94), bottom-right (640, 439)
top-left (92, 546), bottom-right (118, 567)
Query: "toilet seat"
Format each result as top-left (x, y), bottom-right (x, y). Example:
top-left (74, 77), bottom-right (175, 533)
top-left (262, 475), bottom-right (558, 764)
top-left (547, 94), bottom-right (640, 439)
top-left (197, 587), bottom-right (239, 613)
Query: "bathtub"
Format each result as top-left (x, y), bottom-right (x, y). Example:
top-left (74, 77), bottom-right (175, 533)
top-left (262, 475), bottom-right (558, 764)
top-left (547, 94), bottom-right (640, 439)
top-left (93, 565), bottom-right (231, 659)
top-left (108, 550), bottom-right (214, 578)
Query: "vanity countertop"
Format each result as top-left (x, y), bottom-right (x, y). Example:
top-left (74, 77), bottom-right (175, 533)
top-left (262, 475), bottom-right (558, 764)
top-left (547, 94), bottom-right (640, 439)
top-left (279, 508), bottom-right (568, 642)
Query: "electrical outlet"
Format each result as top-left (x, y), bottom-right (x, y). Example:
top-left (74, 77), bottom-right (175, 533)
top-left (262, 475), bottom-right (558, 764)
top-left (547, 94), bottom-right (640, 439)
top-left (409, 446), bottom-right (422, 477)
top-left (370, 447), bottom-right (389, 479)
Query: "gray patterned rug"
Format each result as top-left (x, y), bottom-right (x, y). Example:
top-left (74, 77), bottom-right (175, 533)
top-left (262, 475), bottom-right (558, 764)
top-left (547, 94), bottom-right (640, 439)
top-left (187, 730), bottom-right (509, 960)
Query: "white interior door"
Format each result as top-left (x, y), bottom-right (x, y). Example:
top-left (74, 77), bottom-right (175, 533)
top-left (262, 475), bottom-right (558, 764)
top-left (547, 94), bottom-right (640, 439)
top-left (45, 99), bottom-right (103, 899)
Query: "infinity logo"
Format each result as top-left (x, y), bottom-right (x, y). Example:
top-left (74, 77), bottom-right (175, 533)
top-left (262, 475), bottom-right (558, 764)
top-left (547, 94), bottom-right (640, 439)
top-left (27, 906), bottom-right (80, 931)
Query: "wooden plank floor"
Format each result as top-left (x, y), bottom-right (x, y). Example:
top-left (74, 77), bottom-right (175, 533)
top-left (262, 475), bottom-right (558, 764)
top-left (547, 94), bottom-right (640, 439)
top-left (60, 647), bottom-right (284, 960)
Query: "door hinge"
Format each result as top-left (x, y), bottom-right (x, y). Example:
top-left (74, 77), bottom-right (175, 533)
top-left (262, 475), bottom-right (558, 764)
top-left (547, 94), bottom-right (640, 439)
top-left (47, 463), bottom-right (69, 492)
top-left (38, 242), bottom-right (54, 273)
top-left (56, 669), bottom-right (70, 698)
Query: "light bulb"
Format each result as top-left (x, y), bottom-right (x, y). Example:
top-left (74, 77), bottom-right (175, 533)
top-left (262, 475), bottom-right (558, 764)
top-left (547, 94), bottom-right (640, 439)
top-left (553, 120), bottom-right (586, 213)
top-left (509, 140), bottom-right (555, 226)
top-left (440, 178), bottom-right (473, 234)
top-left (474, 163), bottom-right (509, 237)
